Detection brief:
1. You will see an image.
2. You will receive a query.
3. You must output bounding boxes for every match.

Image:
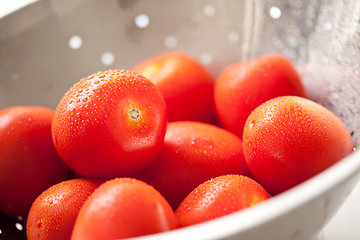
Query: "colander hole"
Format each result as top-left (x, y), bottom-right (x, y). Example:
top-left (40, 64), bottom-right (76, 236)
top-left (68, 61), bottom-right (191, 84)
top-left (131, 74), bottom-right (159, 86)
top-left (203, 5), bottom-right (216, 17)
top-left (324, 21), bottom-right (333, 31)
top-left (228, 31), bottom-right (240, 43)
top-left (269, 6), bottom-right (281, 19)
top-left (15, 223), bottom-right (23, 231)
top-left (164, 35), bottom-right (178, 49)
top-left (10, 72), bottom-right (19, 81)
top-left (135, 14), bottom-right (150, 28)
top-left (101, 52), bottom-right (115, 66)
top-left (69, 35), bottom-right (83, 49)
top-left (199, 52), bottom-right (212, 65)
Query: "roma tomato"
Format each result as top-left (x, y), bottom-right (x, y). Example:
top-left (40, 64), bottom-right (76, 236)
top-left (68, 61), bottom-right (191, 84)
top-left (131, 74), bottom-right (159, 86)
top-left (214, 54), bottom-right (307, 138)
top-left (71, 178), bottom-right (178, 240)
top-left (243, 96), bottom-right (354, 195)
top-left (175, 174), bottom-right (270, 227)
top-left (52, 70), bottom-right (167, 179)
top-left (27, 179), bottom-right (101, 240)
top-left (132, 51), bottom-right (216, 123)
top-left (0, 106), bottom-right (69, 218)
top-left (133, 121), bottom-right (251, 209)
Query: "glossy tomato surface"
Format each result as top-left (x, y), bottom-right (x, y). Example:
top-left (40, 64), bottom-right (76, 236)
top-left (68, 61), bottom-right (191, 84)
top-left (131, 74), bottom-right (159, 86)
top-left (243, 96), bottom-right (354, 195)
top-left (133, 121), bottom-right (251, 209)
top-left (132, 51), bottom-right (216, 123)
top-left (214, 54), bottom-right (307, 138)
top-left (0, 106), bottom-right (69, 218)
top-left (27, 179), bottom-right (101, 240)
top-left (175, 174), bottom-right (270, 227)
top-left (71, 178), bottom-right (178, 240)
top-left (52, 70), bottom-right (167, 179)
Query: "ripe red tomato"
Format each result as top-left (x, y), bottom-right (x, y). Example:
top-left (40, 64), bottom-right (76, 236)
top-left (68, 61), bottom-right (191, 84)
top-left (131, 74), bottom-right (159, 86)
top-left (175, 174), bottom-right (270, 227)
top-left (243, 96), bottom-right (354, 195)
top-left (214, 54), bottom-right (307, 138)
top-left (0, 106), bottom-right (69, 218)
top-left (133, 121), bottom-right (252, 209)
top-left (52, 70), bottom-right (167, 179)
top-left (132, 51), bottom-right (216, 123)
top-left (71, 178), bottom-right (178, 240)
top-left (26, 179), bottom-right (101, 240)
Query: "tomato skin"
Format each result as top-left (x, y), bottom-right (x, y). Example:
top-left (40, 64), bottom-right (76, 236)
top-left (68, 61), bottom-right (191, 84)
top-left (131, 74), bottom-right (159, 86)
top-left (243, 96), bottom-right (354, 195)
top-left (71, 178), bottom-right (178, 240)
top-left (133, 121), bottom-right (251, 209)
top-left (214, 54), bottom-right (307, 138)
top-left (26, 179), bottom-right (101, 240)
top-left (52, 70), bottom-right (167, 179)
top-left (132, 51), bottom-right (216, 123)
top-left (175, 174), bottom-right (270, 227)
top-left (0, 106), bottom-right (69, 218)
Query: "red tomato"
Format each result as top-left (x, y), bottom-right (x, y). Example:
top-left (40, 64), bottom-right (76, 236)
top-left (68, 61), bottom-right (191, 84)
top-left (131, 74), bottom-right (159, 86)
top-left (0, 106), bottom-right (69, 218)
top-left (214, 54), bottom-right (307, 138)
top-left (71, 178), bottom-right (178, 240)
top-left (175, 174), bottom-right (270, 227)
top-left (132, 51), bottom-right (216, 123)
top-left (243, 96), bottom-right (354, 195)
top-left (52, 70), bottom-right (167, 179)
top-left (133, 121), bottom-right (251, 209)
top-left (26, 179), bottom-right (101, 240)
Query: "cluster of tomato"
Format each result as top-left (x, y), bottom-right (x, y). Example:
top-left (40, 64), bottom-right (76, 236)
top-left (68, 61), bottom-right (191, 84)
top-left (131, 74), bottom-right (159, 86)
top-left (0, 52), bottom-right (354, 240)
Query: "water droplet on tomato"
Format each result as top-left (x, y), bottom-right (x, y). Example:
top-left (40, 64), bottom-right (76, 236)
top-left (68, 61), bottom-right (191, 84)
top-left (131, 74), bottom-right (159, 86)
top-left (190, 137), bottom-right (214, 150)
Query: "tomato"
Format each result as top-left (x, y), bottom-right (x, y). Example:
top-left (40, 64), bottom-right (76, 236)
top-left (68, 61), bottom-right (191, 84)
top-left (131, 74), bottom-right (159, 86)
top-left (133, 121), bottom-right (251, 209)
top-left (214, 54), bottom-right (307, 138)
top-left (0, 106), bottom-right (69, 218)
top-left (71, 178), bottom-right (178, 240)
top-left (132, 51), bottom-right (216, 123)
top-left (26, 178), bottom-right (101, 240)
top-left (175, 174), bottom-right (270, 227)
top-left (243, 96), bottom-right (354, 195)
top-left (52, 70), bottom-right (167, 179)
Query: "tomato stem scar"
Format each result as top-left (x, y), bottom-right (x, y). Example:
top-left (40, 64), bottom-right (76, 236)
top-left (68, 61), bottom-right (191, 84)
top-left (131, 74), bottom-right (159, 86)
top-left (128, 106), bottom-right (142, 122)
